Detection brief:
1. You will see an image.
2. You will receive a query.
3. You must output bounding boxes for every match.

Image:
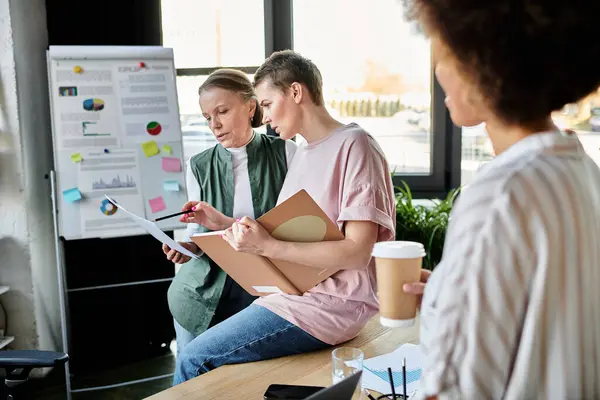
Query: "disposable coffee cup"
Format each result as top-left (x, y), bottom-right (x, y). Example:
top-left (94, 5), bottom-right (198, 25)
top-left (372, 241), bottom-right (425, 328)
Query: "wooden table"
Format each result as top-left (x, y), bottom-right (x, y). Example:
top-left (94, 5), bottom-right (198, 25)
top-left (147, 315), bottom-right (420, 400)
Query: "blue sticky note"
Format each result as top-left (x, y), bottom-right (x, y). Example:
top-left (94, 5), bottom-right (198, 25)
top-left (163, 180), bottom-right (180, 192)
top-left (63, 188), bottom-right (82, 203)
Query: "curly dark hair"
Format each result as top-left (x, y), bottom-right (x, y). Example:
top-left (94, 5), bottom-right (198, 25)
top-left (404, 0), bottom-right (600, 127)
top-left (253, 50), bottom-right (324, 106)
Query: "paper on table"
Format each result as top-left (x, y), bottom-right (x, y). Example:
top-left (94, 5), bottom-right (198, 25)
top-left (104, 195), bottom-right (199, 259)
top-left (362, 343), bottom-right (424, 395)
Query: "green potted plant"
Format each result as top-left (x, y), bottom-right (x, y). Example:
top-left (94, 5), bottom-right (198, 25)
top-left (394, 181), bottom-right (460, 270)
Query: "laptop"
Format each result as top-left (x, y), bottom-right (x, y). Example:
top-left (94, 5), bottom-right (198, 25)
top-left (304, 371), bottom-right (362, 400)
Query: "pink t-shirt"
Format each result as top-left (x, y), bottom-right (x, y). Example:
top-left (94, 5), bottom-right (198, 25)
top-left (255, 123), bottom-right (396, 345)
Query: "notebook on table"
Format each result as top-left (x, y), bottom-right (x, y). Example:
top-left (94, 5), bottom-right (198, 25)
top-left (191, 189), bottom-right (345, 296)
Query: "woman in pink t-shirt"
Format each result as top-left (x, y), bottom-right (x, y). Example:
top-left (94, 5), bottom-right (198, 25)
top-left (174, 50), bottom-right (396, 385)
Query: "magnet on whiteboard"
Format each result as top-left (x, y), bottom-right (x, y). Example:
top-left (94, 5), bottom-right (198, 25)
top-left (138, 61), bottom-right (146, 68)
top-left (73, 65), bottom-right (83, 74)
top-left (103, 148), bottom-right (109, 154)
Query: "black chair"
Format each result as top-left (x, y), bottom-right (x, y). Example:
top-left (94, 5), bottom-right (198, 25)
top-left (0, 350), bottom-right (68, 400)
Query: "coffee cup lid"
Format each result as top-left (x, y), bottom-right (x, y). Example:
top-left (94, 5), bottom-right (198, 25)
top-left (371, 241), bottom-right (426, 259)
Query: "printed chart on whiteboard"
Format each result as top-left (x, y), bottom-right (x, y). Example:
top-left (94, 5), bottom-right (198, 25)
top-left (47, 46), bottom-right (189, 240)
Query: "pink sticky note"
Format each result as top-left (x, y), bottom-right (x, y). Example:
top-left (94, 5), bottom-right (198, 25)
top-left (149, 196), bottom-right (166, 213)
top-left (162, 157), bottom-right (181, 172)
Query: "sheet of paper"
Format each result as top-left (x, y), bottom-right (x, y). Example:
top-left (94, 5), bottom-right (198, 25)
top-left (105, 195), bottom-right (199, 259)
top-left (71, 153), bottom-right (83, 163)
top-left (192, 231), bottom-right (225, 237)
top-left (149, 196), bottom-right (167, 213)
top-left (163, 180), bottom-right (180, 192)
top-left (114, 61), bottom-right (183, 145)
top-left (161, 156), bottom-right (181, 172)
top-left (361, 343), bottom-right (424, 395)
top-left (142, 140), bottom-right (160, 157)
top-left (162, 144), bottom-right (172, 155)
top-left (77, 149), bottom-right (145, 236)
top-left (63, 188), bottom-right (82, 203)
top-left (50, 60), bottom-right (120, 149)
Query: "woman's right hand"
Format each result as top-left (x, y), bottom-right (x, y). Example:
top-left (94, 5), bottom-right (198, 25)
top-left (162, 242), bottom-right (199, 264)
top-left (178, 201), bottom-right (234, 231)
top-left (403, 269), bottom-right (432, 310)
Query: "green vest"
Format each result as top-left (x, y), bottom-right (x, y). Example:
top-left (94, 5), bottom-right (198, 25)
top-left (167, 133), bottom-right (288, 335)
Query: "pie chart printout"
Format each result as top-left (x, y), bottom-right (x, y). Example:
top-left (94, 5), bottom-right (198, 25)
top-left (83, 98), bottom-right (105, 111)
top-left (146, 121), bottom-right (162, 136)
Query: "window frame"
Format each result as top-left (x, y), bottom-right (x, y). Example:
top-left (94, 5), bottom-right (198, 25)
top-left (172, 0), bottom-right (461, 198)
top-left (395, 76), bottom-right (462, 198)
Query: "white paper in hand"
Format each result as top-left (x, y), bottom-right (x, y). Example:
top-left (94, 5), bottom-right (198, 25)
top-left (104, 195), bottom-right (199, 259)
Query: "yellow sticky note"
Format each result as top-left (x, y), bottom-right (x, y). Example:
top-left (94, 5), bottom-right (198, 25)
top-left (142, 140), bottom-right (160, 157)
top-left (162, 144), bottom-right (172, 155)
top-left (71, 153), bottom-right (83, 163)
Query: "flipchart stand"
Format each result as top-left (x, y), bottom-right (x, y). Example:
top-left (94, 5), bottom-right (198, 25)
top-left (50, 170), bottom-right (175, 399)
top-left (50, 169), bottom-right (72, 400)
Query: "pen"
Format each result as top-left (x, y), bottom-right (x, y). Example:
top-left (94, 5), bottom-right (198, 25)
top-left (403, 358), bottom-right (407, 400)
top-left (388, 367), bottom-right (396, 399)
top-left (152, 209), bottom-right (194, 222)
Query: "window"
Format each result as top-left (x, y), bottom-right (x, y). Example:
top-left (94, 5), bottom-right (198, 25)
top-left (461, 124), bottom-right (493, 186)
top-left (161, 0), bottom-right (265, 69)
top-left (460, 87), bottom-right (600, 187)
top-left (163, 0), bottom-right (458, 198)
top-left (161, 0), bottom-right (268, 161)
top-left (293, 0), bottom-right (432, 175)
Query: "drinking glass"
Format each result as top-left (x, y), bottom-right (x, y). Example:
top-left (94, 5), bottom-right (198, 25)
top-left (332, 347), bottom-right (364, 387)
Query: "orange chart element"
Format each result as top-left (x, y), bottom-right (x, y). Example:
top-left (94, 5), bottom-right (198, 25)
top-left (146, 121), bottom-right (162, 135)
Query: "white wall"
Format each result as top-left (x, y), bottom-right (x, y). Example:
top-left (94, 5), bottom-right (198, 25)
top-left (0, 0), bottom-right (60, 359)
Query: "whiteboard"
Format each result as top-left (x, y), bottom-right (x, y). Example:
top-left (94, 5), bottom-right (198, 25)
top-left (47, 46), bottom-right (189, 240)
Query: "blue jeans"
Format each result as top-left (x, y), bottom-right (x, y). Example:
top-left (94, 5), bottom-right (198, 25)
top-left (173, 319), bottom-right (196, 356)
top-left (173, 304), bottom-right (331, 385)
top-left (173, 275), bottom-right (258, 356)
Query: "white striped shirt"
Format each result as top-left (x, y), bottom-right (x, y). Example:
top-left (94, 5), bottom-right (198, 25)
top-left (418, 131), bottom-right (600, 399)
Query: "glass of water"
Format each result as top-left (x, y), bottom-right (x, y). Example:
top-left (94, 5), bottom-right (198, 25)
top-left (332, 347), bottom-right (364, 385)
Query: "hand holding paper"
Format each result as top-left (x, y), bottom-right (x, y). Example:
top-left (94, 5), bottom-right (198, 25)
top-left (162, 242), bottom-right (199, 264)
top-left (104, 195), bottom-right (199, 259)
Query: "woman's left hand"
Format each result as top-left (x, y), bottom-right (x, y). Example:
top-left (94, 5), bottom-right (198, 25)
top-left (222, 216), bottom-right (276, 256)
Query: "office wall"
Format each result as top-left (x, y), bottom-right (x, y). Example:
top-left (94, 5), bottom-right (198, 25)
top-left (45, 0), bottom-right (162, 46)
top-left (0, 0), bottom-right (57, 357)
top-left (0, 0), bottom-right (164, 366)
